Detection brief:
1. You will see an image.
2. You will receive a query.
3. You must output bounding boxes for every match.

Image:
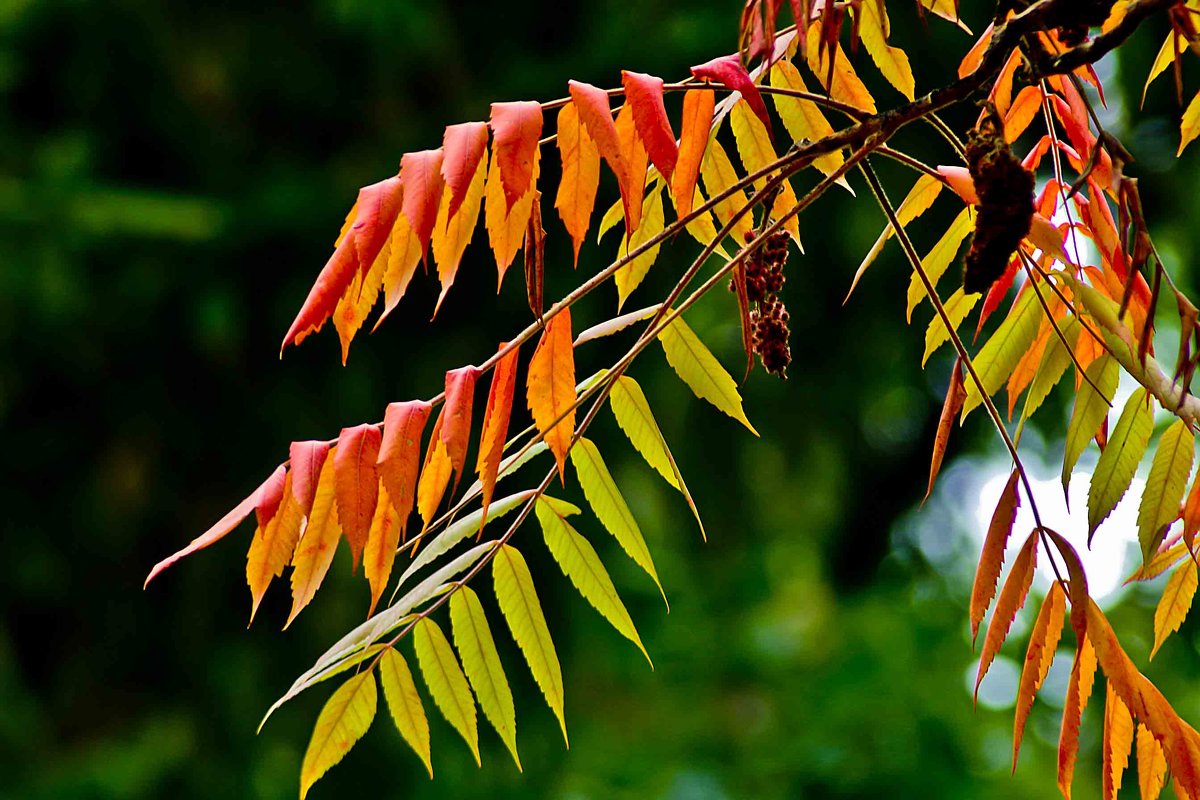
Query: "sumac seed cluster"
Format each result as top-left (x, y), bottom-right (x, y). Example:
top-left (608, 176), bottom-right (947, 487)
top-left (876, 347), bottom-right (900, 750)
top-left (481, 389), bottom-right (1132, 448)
top-left (742, 229), bottom-right (792, 378)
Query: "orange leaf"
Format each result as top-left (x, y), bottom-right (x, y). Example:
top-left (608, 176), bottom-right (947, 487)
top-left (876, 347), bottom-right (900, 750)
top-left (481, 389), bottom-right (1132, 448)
top-left (399, 149), bottom-right (446, 260)
top-left (377, 400), bottom-right (431, 540)
top-left (363, 482), bottom-right (400, 617)
top-left (958, 23), bottom-right (993, 78)
top-left (281, 233), bottom-right (359, 354)
top-left (441, 121), bottom-right (489, 221)
top-left (1004, 86), bottom-right (1044, 142)
top-left (567, 81), bottom-right (633, 229)
top-left (489, 101), bottom-right (543, 211)
top-left (290, 440), bottom-right (331, 516)
top-left (332, 241), bottom-right (387, 364)
top-left (476, 342), bottom-right (520, 527)
top-left (622, 71), bottom-right (677, 180)
top-left (614, 102), bottom-right (648, 235)
top-left (1182, 470), bottom-right (1200, 551)
top-left (484, 142), bottom-right (542, 290)
top-left (976, 528), bottom-right (1038, 700)
top-left (554, 101), bottom-right (601, 265)
top-left (690, 54), bottom-right (771, 133)
top-left (527, 308), bottom-right (577, 482)
top-left (287, 452), bottom-right (341, 628)
top-left (416, 410), bottom-right (453, 531)
top-left (432, 141), bottom-right (487, 317)
top-left (350, 176), bottom-right (406, 281)
top-left (246, 471), bottom-right (305, 624)
top-left (671, 89), bottom-right (714, 216)
top-left (374, 212), bottom-right (423, 329)
top-left (926, 358), bottom-right (966, 503)
top-left (1137, 723), bottom-right (1167, 800)
top-left (334, 424), bottom-right (382, 571)
top-left (1058, 634), bottom-right (1098, 800)
top-left (971, 470), bottom-right (1021, 643)
top-left (1103, 682), bottom-right (1134, 800)
top-left (145, 464), bottom-right (286, 587)
top-left (442, 366), bottom-right (480, 491)
top-left (1007, 297), bottom-right (1063, 419)
top-left (1013, 582), bottom-right (1065, 771)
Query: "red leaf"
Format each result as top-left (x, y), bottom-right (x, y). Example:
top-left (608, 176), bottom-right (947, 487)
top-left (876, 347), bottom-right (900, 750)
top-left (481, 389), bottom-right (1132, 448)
top-left (476, 343), bottom-right (520, 527)
top-left (399, 149), bottom-right (446, 260)
top-left (441, 122), bottom-right (489, 221)
top-left (289, 440), bottom-right (331, 515)
top-left (334, 424), bottom-right (382, 571)
top-left (443, 366), bottom-right (481, 490)
top-left (280, 234), bottom-right (359, 353)
top-left (350, 176), bottom-right (405, 281)
top-left (568, 81), bottom-right (636, 231)
top-left (926, 358), bottom-right (966, 503)
top-left (970, 469), bottom-right (1021, 643)
top-left (976, 529), bottom-right (1038, 700)
top-left (144, 464), bottom-right (286, 587)
top-left (1013, 582), bottom-right (1066, 770)
top-left (975, 255), bottom-right (1021, 338)
top-left (490, 101), bottom-right (543, 211)
top-left (377, 400), bottom-right (432, 539)
top-left (622, 71), bottom-right (677, 180)
top-left (690, 54), bottom-right (772, 136)
top-left (672, 89), bottom-right (715, 216)
top-left (254, 463), bottom-right (289, 529)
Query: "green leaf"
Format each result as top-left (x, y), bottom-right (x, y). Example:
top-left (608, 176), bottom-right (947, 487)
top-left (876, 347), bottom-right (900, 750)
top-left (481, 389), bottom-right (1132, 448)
top-left (608, 375), bottom-right (704, 538)
top-left (299, 671), bottom-right (377, 800)
top-left (961, 286), bottom-right (1043, 422)
top-left (449, 586), bottom-right (521, 770)
top-left (1088, 388), bottom-right (1154, 541)
top-left (569, 437), bottom-right (666, 604)
top-left (658, 313), bottom-right (758, 434)
top-left (615, 184), bottom-right (665, 309)
top-left (414, 617), bottom-right (480, 766)
top-left (1062, 354), bottom-right (1118, 496)
top-left (1138, 420), bottom-right (1195, 561)
top-left (536, 496), bottom-right (652, 664)
top-left (906, 206), bottom-right (974, 320)
top-left (378, 647), bottom-right (433, 779)
top-left (922, 287), bottom-right (980, 366)
top-left (1021, 316), bottom-right (1080, 422)
top-left (492, 544), bottom-right (567, 745)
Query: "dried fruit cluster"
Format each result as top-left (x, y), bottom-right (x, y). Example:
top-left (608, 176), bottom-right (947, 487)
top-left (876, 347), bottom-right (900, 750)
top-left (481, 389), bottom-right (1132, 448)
top-left (744, 229), bottom-right (792, 377)
top-left (962, 106), bottom-right (1035, 295)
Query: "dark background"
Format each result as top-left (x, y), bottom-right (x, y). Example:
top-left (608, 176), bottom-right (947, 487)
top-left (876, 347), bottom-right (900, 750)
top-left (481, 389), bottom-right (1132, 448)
top-left (2, 2), bottom-right (1199, 798)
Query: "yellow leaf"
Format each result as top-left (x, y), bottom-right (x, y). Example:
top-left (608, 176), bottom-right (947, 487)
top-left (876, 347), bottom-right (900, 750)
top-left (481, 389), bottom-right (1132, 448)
top-left (608, 375), bottom-right (705, 538)
top-left (526, 308), bottom-right (577, 480)
top-left (1138, 420), bottom-right (1195, 561)
top-left (804, 25), bottom-right (877, 113)
top-left (1063, 354), bottom-right (1119, 495)
top-left (554, 101), bottom-right (600, 264)
top-left (919, 0), bottom-right (971, 32)
top-left (1181, 90), bottom-right (1200, 156)
top-left (922, 287), bottom-right (979, 366)
top-left (699, 138), bottom-right (754, 246)
top-left (1125, 540), bottom-right (1189, 584)
top-left (333, 240), bottom-right (387, 364)
top-left (493, 544), bottom-right (567, 745)
top-left (414, 617), bottom-right (480, 765)
top-left (375, 212), bottom-right (423, 329)
top-left (615, 183), bottom-right (666, 309)
top-left (1137, 722), bottom-right (1167, 800)
top-left (1143, 32), bottom-right (1185, 107)
top-left (1152, 558), bottom-right (1198, 658)
top-left (569, 438), bottom-right (666, 604)
top-left (855, 0), bottom-right (916, 100)
top-left (906, 207), bottom-right (974, 320)
top-left (728, 99), bottom-right (801, 243)
top-left (1088, 388), bottom-right (1154, 541)
top-left (363, 482), bottom-right (401, 618)
top-left (416, 412), bottom-right (453, 531)
top-left (658, 313), bottom-right (758, 434)
top-left (848, 173), bottom-right (941, 300)
top-left (1102, 682), bottom-right (1133, 800)
top-left (680, 186), bottom-right (732, 260)
top-left (299, 671), bottom-right (377, 800)
top-left (432, 142), bottom-right (488, 315)
top-left (484, 145), bottom-right (541, 290)
top-left (767, 59), bottom-right (850, 184)
top-left (287, 452), bottom-right (342, 629)
top-left (960, 286), bottom-right (1042, 422)
top-left (378, 646), bottom-right (433, 779)
top-left (247, 472), bottom-right (304, 624)
top-left (449, 586), bottom-right (521, 770)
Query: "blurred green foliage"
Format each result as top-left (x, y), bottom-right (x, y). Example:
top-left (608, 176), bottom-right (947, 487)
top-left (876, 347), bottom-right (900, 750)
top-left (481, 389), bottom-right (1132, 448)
top-left (4, 1), bottom-right (1200, 798)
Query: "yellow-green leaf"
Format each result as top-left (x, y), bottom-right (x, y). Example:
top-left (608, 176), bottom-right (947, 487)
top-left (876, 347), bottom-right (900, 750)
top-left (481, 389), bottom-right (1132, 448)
top-left (848, 173), bottom-right (941, 300)
top-left (608, 375), bottom-right (705, 538)
top-left (1138, 420), bottom-right (1195, 560)
top-left (493, 544), bottom-right (567, 745)
top-left (855, 0), bottom-right (916, 100)
top-left (615, 183), bottom-right (665, 310)
top-left (1124, 540), bottom-right (1189, 584)
top-left (960, 286), bottom-right (1042, 422)
top-left (378, 647), bottom-right (433, 779)
top-left (414, 617), bottom-right (480, 766)
top-left (1142, 32), bottom-right (1184, 106)
top-left (449, 586), bottom-right (521, 770)
top-left (767, 59), bottom-right (851, 186)
top-left (1181, 90), bottom-right (1200, 156)
top-left (922, 287), bottom-right (979, 366)
top-left (658, 314), bottom-right (758, 434)
top-left (536, 496), bottom-right (652, 663)
top-left (1151, 558), bottom-right (1198, 658)
top-left (906, 207), bottom-right (975, 320)
top-left (299, 671), bottom-right (377, 800)
top-left (1021, 316), bottom-right (1081, 422)
top-left (569, 437), bottom-right (665, 604)
top-left (1063, 354), bottom-right (1119, 495)
top-left (1088, 388), bottom-right (1154, 541)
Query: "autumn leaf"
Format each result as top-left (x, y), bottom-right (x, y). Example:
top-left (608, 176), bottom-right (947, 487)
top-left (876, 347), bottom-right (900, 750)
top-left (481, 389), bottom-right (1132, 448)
top-left (699, 138), bottom-right (754, 246)
top-left (299, 670), bottom-right (377, 800)
top-left (476, 343), bottom-right (520, 527)
top-left (851, 173), bottom-right (941, 301)
top-left (1062, 354), bottom-right (1118, 496)
top-left (288, 452), bottom-right (341, 628)
top-left (432, 141), bottom-right (487, 316)
top-left (334, 424), bottom-right (382, 571)
top-left (247, 471), bottom-right (305, 623)
top-left (442, 366), bottom-right (480, 492)
top-left (768, 59), bottom-right (850, 184)
top-left (554, 101), bottom-right (600, 265)
top-left (671, 89), bottom-right (714, 216)
top-left (568, 80), bottom-right (639, 234)
top-left (484, 143), bottom-right (542, 289)
top-left (399, 148), bottom-right (446, 260)
top-left (690, 53), bottom-right (772, 133)
top-left (145, 463), bottom-right (286, 587)
top-left (1058, 635), bottom-right (1097, 800)
top-left (1138, 420), bottom-right (1194, 561)
top-left (378, 400), bottom-right (432, 539)
top-left (970, 469), bottom-right (1020, 643)
top-left (976, 529), bottom-right (1037, 699)
top-left (854, 0), bottom-right (915, 100)
top-left (378, 647), bottom-right (433, 778)
top-left (614, 101), bottom-right (648, 236)
top-left (449, 585), bottom-right (521, 769)
top-left (1152, 558), bottom-right (1198, 659)
top-left (1012, 582), bottom-right (1065, 770)
top-left (906, 207), bottom-right (974, 320)
top-left (290, 440), bottom-right (331, 515)
top-left (414, 617), bottom-right (481, 765)
top-left (527, 308), bottom-right (577, 481)
top-left (1102, 682), bottom-right (1133, 800)
top-left (1021, 315), bottom-right (1081, 422)
top-left (926, 358), bottom-right (966, 503)
top-left (803, 25), bottom-right (877, 113)
top-left (960, 286), bottom-right (1043, 422)
top-left (332, 244), bottom-right (387, 363)
top-left (922, 288), bottom-right (979, 366)
top-left (441, 121), bottom-right (489, 221)
top-left (363, 482), bottom-right (400, 617)
top-left (416, 410), bottom-right (454, 532)
top-left (350, 176), bottom-right (407, 281)
top-left (1088, 388), bottom-right (1154, 544)
top-left (615, 182), bottom-right (665, 309)
top-left (489, 101), bottom-right (543, 211)
top-left (1178, 90), bottom-right (1200, 156)
top-left (1137, 723), bottom-right (1167, 800)
top-left (728, 98), bottom-right (801, 242)
top-left (375, 212), bottom-right (423, 328)
top-left (659, 314), bottom-right (757, 434)
top-left (622, 71), bottom-right (677, 179)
